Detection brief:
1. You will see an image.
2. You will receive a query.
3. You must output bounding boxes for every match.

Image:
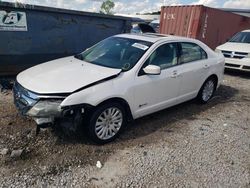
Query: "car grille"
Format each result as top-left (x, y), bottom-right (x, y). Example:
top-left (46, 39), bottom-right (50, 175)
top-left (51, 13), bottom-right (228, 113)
top-left (225, 63), bottom-right (241, 68)
top-left (13, 82), bottom-right (38, 115)
top-left (221, 50), bottom-right (248, 59)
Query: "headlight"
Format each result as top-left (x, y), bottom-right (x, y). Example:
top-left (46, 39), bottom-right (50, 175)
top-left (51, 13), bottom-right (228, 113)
top-left (27, 100), bottom-right (62, 117)
top-left (215, 49), bottom-right (221, 54)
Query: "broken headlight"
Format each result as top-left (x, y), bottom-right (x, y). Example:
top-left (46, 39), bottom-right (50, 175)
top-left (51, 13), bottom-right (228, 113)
top-left (27, 100), bottom-right (62, 117)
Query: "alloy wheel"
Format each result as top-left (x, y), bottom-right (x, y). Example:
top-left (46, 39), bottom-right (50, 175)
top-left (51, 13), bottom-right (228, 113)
top-left (95, 107), bottom-right (123, 140)
top-left (202, 80), bottom-right (215, 102)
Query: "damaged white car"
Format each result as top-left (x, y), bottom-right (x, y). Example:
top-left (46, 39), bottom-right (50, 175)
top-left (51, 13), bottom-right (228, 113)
top-left (14, 33), bottom-right (224, 144)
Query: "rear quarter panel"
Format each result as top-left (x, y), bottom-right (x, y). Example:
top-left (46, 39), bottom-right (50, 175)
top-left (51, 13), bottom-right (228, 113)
top-left (198, 40), bottom-right (225, 89)
top-left (209, 52), bottom-right (225, 88)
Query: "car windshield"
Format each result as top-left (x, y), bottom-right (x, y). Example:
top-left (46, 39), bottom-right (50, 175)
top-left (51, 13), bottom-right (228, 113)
top-left (75, 37), bottom-right (152, 71)
top-left (229, 32), bottom-right (250, 43)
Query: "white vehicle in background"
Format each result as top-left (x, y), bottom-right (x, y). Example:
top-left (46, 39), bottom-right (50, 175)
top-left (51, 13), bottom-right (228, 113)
top-left (216, 30), bottom-right (250, 72)
top-left (14, 33), bottom-right (224, 144)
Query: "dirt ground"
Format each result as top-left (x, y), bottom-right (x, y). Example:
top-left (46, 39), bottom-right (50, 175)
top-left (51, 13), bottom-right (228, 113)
top-left (0, 71), bottom-right (249, 188)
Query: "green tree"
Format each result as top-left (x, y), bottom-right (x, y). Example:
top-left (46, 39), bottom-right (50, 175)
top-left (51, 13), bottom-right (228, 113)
top-left (100, 0), bottom-right (115, 15)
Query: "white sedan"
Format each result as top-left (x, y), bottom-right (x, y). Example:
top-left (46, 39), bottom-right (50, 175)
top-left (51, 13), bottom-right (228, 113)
top-left (14, 33), bottom-right (225, 144)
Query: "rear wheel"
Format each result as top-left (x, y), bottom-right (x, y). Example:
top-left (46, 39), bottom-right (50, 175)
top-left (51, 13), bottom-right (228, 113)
top-left (87, 102), bottom-right (126, 144)
top-left (197, 78), bottom-right (216, 104)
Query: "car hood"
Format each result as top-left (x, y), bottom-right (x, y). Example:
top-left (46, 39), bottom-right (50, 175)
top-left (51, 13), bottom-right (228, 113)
top-left (17, 56), bottom-right (121, 94)
top-left (217, 42), bottom-right (250, 53)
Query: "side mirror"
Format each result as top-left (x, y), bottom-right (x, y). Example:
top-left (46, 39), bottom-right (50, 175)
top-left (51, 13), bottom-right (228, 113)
top-left (143, 65), bottom-right (161, 75)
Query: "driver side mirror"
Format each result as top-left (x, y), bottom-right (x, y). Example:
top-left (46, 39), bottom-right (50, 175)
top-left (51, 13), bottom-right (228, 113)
top-left (143, 65), bottom-right (161, 75)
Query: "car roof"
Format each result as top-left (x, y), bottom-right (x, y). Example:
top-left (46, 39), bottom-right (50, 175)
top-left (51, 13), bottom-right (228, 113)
top-left (150, 20), bottom-right (160, 24)
top-left (242, 29), bottom-right (250, 32)
top-left (115, 33), bottom-right (198, 43)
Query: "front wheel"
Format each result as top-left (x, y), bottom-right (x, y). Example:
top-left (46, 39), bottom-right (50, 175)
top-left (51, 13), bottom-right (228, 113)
top-left (197, 78), bottom-right (216, 104)
top-left (87, 102), bottom-right (126, 144)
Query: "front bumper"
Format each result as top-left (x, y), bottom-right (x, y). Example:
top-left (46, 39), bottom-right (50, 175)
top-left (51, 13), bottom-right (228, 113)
top-left (224, 58), bottom-right (250, 72)
top-left (13, 82), bottom-right (63, 126)
top-left (13, 82), bottom-right (92, 130)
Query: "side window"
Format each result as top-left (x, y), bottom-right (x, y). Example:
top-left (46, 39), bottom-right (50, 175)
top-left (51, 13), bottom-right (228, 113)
top-left (144, 43), bottom-right (178, 70)
top-left (180, 42), bottom-right (207, 64)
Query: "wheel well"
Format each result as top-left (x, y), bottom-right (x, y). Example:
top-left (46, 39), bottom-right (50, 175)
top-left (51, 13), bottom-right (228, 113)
top-left (197, 74), bottom-right (218, 98)
top-left (96, 98), bottom-right (134, 122)
top-left (206, 74), bottom-right (218, 88)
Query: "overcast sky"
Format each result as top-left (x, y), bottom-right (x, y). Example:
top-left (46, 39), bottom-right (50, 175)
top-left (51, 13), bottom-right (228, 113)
top-left (3, 0), bottom-right (250, 14)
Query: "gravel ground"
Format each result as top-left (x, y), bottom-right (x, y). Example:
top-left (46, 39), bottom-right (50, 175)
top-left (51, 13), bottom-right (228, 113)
top-left (0, 71), bottom-right (249, 188)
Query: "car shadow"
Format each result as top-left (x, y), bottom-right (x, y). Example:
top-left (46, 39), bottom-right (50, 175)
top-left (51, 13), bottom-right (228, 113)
top-left (53, 84), bottom-right (239, 147)
top-left (225, 69), bottom-right (250, 79)
top-left (120, 84), bottom-right (238, 141)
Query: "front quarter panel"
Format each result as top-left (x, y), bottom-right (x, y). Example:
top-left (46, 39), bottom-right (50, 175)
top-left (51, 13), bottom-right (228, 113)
top-left (60, 73), bottom-right (134, 114)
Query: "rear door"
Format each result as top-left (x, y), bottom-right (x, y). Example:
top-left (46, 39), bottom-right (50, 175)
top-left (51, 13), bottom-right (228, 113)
top-left (175, 42), bottom-right (211, 103)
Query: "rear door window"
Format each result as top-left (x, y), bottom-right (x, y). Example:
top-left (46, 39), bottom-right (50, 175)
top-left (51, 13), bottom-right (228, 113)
top-left (180, 42), bottom-right (207, 64)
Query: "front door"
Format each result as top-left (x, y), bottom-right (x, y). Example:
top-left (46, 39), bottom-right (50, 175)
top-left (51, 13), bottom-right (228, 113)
top-left (132, 42), bottom-right (181, 118)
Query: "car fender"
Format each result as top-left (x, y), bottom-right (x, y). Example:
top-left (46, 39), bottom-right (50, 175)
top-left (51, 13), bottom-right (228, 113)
top-left (60, 75), bottom-right (134, 115)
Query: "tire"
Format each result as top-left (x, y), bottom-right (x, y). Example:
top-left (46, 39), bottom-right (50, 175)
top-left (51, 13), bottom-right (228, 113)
top-left (197, 78), bottom-right (216, 104)
top-left (87, 102), bottom-right (126, 144)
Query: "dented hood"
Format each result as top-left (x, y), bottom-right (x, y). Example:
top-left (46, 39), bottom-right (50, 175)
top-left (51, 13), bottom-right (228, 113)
top-left (17, 56), bottom-right (121, 94)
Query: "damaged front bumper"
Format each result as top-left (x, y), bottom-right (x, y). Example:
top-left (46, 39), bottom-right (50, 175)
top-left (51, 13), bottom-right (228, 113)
top-left (13, 82), bottom-right (93, 132)
top-left (13, 82), bottom-right (65, 127)
top-left (27, 100), bottom-right (63, 124)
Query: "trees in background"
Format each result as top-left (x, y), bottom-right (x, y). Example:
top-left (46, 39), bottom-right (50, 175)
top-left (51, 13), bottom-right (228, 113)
top-left (100, 0), bottom-right (115, 15)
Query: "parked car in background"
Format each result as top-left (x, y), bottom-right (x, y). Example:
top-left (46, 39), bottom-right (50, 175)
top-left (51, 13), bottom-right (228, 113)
top-left (131, 23), bottom-right (156, 33)
top-left (149, 19), bottom-right (160, 33)
top-left (14, 33), bottom-right (224, 144)
top-left (216, 30), bottom-right (250, 72)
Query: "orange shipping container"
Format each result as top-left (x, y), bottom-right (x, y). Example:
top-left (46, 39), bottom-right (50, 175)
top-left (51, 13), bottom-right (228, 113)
top-left (160, 5), bottom-right (250, 49)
